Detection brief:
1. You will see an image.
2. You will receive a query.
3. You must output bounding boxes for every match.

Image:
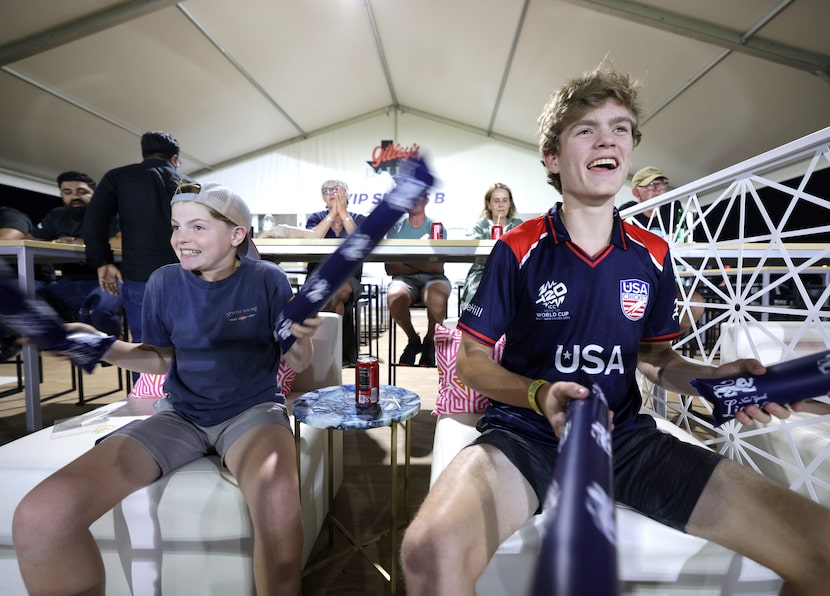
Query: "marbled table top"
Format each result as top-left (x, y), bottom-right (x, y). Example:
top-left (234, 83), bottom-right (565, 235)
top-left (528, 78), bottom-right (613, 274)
top-left (292, 384), bottom-right (421, 430)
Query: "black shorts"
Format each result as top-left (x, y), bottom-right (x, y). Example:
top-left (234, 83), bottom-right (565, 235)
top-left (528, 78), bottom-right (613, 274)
top-left (472, 413), bottom-right (723, 531)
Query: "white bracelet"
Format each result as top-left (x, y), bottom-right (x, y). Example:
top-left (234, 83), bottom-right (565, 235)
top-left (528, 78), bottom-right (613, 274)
top-left (343, 216), bottom-right (352, 223)
top-left (325, 216), bottom-right (334, 223)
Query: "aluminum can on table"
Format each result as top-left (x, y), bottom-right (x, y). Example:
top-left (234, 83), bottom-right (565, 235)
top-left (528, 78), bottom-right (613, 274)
top-left (430, 222), bottom-right (444, 240)
top-left (491, 225), bottom-right (503, 240)
top-left (356, 356), bottom-right (380, 405)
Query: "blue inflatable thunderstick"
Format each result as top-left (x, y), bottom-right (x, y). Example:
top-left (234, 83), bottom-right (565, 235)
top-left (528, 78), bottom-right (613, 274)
top-left (275, 156), bottom-right (435, 354)
top-left (532, 382), bottom-right (618, 596)
top-left (0, 261), bottom-right (116, 373)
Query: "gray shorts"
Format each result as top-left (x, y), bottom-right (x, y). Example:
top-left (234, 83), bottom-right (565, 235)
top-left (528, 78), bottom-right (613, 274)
top-left (473, 413), bottom-right (723, 531)
top-left (101, 399), bottom-right (292, 476)
top-left (389, 273), bottom-right (451, 303)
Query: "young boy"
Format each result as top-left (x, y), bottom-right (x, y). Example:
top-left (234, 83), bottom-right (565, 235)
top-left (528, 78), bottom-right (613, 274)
top-left (400, 65), bottom-right (830, 594)
top-left (13, 182), bottom-right (321, 595)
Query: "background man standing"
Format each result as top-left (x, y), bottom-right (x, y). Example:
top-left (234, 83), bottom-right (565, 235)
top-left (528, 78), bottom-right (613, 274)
top-left (83, 131), bottom-right (192, 344)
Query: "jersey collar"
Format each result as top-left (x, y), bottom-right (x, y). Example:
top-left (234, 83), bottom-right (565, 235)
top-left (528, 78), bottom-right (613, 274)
top-left (546, 203), bottom-right (628, 250)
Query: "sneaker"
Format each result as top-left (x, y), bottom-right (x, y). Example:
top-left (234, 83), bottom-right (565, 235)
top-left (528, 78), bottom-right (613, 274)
top-left (419, 339), bottom-right (435, 367)
top-left (0, 333), bottom-right (21, 362)
top-left (399, 337), bottom-right (422, 365)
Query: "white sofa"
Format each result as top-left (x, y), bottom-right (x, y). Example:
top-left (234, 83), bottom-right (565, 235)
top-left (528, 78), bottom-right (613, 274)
top-left (430, 410), bottom-right (784, 595)
top-left (0, 312), bottom-right (343, 596)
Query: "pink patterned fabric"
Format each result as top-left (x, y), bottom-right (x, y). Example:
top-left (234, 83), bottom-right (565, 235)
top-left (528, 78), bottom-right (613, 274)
top-left (128, 359), bottom-right (296, 399)
top-left (128, 373), bottom-right (167, 399)
top-left (277, 359), bottom-right (296, 395)
top-left (433, 324), bottom-right (506, 415)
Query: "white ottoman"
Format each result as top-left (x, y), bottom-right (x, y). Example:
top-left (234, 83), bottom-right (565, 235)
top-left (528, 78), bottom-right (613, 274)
top-left (428, 410), bottom-right (783, 595)
top-left (0, 399), bottom-right (342, 595)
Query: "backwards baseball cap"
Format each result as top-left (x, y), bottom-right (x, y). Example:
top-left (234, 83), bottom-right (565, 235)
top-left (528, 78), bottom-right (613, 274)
top-left (631, 166), bottom-right (667, 188)
top-left (171, 182), bottom-right (259, 260)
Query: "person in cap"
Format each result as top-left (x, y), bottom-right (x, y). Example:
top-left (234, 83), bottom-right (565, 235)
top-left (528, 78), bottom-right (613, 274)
top-left (14, 182), bottom-right (322, 595)
top-left (625, 166), bottom-right (703, 329)
top-left (621, 165), bottom-right (680, 238)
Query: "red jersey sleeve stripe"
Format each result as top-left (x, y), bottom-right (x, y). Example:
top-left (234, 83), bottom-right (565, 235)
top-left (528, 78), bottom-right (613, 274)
top-left (457, 322), bottom-right (498, 348)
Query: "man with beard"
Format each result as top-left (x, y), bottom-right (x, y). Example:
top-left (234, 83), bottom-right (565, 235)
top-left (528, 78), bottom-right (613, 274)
top-left (26, 171), bottom-right (123, 334)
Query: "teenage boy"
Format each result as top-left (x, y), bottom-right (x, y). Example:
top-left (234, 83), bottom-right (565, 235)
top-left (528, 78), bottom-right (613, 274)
top-left (14, 182), bottom-right (321, 595)
top-left (400, 64), bottom-right (830, 594)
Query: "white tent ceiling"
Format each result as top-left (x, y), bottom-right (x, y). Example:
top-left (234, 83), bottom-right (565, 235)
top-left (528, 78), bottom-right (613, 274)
top-left (1, 0), bottom-right (829, 191)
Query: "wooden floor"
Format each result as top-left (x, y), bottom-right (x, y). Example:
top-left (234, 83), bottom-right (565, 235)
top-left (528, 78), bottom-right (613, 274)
top-left (0, 313), bottom-right (442, 596)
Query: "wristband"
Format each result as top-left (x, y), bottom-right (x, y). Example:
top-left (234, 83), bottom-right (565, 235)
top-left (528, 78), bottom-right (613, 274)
top-left (325, 216), bottom-right (334, 223)
top-left (343, 216), bottom-right (352, 222)
top-left (528, 379), bottom-right (549, 415)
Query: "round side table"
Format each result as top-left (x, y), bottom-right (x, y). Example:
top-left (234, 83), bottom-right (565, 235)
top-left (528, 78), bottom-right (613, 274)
top-left (293, 384), bottom-right (420, 595)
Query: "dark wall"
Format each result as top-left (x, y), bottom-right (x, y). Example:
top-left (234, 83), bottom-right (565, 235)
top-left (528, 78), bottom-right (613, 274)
top-left (694, 167), bottom-right (830, 242)
top-left (1, 184), bottom-right (60, 224)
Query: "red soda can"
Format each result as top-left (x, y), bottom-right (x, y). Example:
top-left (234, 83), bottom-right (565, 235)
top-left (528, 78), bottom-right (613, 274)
top-left (355, 357), bottom-right (379, 405)
top-left (491, 225), bottom-right (503, 240)
top-left (430, 221), bottom-right (444, 239)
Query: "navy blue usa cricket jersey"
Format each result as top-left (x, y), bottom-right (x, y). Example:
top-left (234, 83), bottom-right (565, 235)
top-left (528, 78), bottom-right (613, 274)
top-left (458, 203), bottom-right (680, 445)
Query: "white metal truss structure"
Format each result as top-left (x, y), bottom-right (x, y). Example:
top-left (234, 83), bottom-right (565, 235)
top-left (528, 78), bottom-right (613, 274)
top-left (621, 126), bottom-right (830, 505)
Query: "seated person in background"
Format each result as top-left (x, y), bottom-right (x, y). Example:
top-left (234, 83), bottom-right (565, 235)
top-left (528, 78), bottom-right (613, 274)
top-left (385, 191), bottom-right (450, 367)
top-left (13, 182), bottom-right (321, 595)
top-left (83, 130), bottom-right (189, 348)
top-left (305, 179), bottom-right (367, 366)
top-left (0, 206), bottom-right (35, 360)
top-left (26, 171), bottom-right (124, 336)
top-left (0, 206), bottom-right (33, 239)
top-left (622, 167), bottom-right (704, 333)
top-left (460, 182), bottom-right (523, 310)
top-left (400, 62), bottom-right (830, 595)
top-left (620, 166), bottom-right (685, 239)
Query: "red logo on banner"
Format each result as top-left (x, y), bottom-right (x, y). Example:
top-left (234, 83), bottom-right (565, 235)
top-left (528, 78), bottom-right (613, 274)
top-left (368, 141), bottom-right (420, 174)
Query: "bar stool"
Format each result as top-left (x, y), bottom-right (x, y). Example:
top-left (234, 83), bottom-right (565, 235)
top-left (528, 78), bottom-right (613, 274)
top-left (354, 283), bottom-right (381, 359)
top-left (387, 303), bottom-right (435, 385)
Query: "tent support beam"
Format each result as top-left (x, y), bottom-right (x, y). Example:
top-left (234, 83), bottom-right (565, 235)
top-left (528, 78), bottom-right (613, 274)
top-left (0, 0), bottom-right (178, 66)
top-left (569, 0), bottom-right (830, 83)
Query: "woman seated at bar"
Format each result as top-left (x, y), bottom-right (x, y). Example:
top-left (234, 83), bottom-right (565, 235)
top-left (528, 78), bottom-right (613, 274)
top-left (460, 182), bottom-right (523, 311)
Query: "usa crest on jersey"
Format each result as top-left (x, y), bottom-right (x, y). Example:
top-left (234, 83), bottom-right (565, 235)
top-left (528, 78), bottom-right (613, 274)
top-left (620, 279), bottom-right (649, 321)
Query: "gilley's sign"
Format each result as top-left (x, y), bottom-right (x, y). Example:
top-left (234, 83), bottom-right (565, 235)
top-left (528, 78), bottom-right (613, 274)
top-left (367, 140), bottom-right (420, 174)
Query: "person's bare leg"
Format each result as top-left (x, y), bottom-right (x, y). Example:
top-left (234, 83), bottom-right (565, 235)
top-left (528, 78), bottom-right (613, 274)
top-left (423, 283), bottom-right (449, 341)
top-left (387, 284), bottom-right (417, 341)
top-left (329, 282), bottom-right (353, 317)
top-left (686, 458), bottom-right (830, 594)
top-left (13, 436), bottom-right (160, 595)
top-left (225, 423), bottom-right (302, 596)
top-left (401, 444), bottom-right (537, 595)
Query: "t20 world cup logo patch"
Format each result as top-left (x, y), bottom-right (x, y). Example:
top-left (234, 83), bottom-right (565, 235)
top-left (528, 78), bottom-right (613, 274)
top-left (620, 279), bottom-right (649, 321)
